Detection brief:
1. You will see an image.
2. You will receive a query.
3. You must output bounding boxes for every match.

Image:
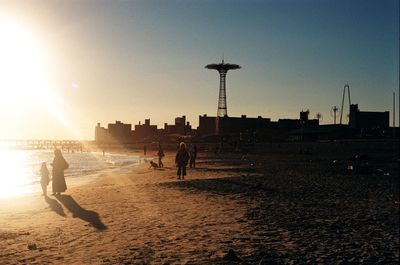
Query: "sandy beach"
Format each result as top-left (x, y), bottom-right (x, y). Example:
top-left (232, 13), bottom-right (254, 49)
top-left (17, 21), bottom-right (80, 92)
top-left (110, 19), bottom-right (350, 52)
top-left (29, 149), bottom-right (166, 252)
top-left (0, 141), bottom-right (398, 264)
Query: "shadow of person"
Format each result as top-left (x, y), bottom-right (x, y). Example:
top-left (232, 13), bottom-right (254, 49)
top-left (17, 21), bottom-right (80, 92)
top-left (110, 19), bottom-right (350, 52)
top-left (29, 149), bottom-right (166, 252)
top-left (56, 194), bottom-right (107, 231)
top-left (44, 195), bottom-right (66, 217)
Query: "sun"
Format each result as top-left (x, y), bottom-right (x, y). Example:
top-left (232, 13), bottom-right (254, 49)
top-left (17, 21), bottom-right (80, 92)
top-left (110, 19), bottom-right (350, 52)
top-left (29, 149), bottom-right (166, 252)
top-left (0, 16), bottom-right (85, 140)
top-left (0, 16), bottom-right (52, 113)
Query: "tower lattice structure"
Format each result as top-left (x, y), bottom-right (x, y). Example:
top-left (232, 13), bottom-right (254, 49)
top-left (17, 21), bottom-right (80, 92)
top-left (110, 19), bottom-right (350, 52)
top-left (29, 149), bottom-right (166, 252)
top-left (205, 59), bottom-right (241, 117)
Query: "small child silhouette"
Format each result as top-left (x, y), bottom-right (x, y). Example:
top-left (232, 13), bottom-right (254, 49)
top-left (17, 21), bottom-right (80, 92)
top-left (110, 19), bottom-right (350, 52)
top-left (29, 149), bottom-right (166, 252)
top-left (40, 162), bottom-right (50, 196)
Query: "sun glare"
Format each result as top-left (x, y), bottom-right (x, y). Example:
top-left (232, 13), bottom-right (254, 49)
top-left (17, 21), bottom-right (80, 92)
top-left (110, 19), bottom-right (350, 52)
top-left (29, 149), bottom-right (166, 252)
top-left (0, 17), bottom-right (51, 109)
top-left (0, 16), bottom-right (84, 140)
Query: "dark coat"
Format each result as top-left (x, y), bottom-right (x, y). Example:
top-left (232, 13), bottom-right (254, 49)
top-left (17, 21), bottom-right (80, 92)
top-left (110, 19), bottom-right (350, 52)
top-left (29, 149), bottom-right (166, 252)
top-left (52, 156), bottom-right (69, 193)
top-left (175, 148), bottom-right (189, 166)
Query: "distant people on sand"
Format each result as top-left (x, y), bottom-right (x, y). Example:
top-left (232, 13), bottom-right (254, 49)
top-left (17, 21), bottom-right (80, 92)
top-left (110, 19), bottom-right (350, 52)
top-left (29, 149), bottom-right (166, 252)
top-left (175, 142), bottom-right (189, 180)
top-left (40, 162), bottom-right (50, 196)
top-left (157, 143), bottom-right (164, 168)
top-left (143, 145), bottom-right (147, 156)
top-left (51, 149), bottom-right (69, 196)
top-left (189, 144), bottom-right (197, 168)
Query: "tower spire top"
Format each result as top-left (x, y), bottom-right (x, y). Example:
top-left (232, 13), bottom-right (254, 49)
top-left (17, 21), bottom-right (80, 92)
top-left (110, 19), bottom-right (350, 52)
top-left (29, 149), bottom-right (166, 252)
top-left (222, 53), bottom-right (224, 64)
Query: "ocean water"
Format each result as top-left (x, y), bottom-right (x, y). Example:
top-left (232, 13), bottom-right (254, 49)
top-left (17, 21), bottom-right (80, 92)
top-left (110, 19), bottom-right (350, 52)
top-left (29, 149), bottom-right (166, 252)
top-left (0, 149), bottom-right (141, 198)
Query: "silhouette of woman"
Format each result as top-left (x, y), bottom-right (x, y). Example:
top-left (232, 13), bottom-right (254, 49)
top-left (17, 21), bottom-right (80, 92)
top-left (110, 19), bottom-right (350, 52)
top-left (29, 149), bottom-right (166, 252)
top-left (51, 149), bottom-right (69, 195)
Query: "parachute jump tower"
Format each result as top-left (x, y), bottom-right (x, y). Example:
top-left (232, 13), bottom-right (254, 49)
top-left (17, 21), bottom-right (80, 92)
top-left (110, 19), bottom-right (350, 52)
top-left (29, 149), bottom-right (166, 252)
top-left (205, 58), bottom-right (241, 117)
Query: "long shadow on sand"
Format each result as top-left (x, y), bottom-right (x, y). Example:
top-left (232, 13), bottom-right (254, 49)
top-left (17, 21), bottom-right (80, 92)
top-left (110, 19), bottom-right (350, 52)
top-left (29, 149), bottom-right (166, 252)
top-left (161, 175), bottom-right (276, 196)
top-left (56, 195), bottom-right (107, 231)
top-left (45, 195), bottom-right (66, 217)
top-left (194, 167), bottom-right (257, 173)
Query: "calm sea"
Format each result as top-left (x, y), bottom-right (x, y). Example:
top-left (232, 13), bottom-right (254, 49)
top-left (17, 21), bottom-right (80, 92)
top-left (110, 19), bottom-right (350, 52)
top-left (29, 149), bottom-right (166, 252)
top-left (0, 149), bottom-right (141, 198)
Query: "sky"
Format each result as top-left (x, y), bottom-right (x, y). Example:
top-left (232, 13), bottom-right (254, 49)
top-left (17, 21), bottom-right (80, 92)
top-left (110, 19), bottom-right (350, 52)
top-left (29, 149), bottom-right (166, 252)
top-left (0, 0), bottom-right (398, 140)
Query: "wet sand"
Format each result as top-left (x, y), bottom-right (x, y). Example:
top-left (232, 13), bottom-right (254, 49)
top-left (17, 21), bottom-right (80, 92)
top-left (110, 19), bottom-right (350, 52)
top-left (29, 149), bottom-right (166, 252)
top-left (0, 141), bottom-right (398, 264)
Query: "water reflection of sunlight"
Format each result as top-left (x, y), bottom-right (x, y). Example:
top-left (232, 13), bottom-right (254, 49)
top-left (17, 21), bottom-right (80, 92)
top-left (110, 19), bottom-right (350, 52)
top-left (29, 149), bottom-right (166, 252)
top-left (0, 150), bottom-right (33, 198)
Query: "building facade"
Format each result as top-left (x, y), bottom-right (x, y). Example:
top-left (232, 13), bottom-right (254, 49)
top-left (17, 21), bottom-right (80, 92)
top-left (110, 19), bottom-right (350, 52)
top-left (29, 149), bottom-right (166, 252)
top-left (349, 104), bottom-right (389, 133)
top-left (133, 119), bottom-right (158, 141)
top-left (95, 121), bottom-right (133, 144)
top-left (198, 111), bottom-right (318, 137)
top-left (164, 116), bottom-right (192, 135)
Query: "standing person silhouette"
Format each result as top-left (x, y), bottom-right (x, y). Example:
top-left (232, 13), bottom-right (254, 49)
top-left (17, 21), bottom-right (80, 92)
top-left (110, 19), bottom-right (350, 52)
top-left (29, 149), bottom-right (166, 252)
top-left (189, 144), bottom-right (198, 168)
top-left (157, 143), bottom-right (164, 168)
top-left (175, 142), bottom-right (189, 180)
top-left (51, 149), bottom-right (69, 196)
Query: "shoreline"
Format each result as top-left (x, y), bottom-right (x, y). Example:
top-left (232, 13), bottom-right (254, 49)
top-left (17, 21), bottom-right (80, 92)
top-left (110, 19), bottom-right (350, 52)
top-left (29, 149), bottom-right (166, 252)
top-left (0, 142), bottom-right (398, 264)
top-left (0, 149), bottom-right (147, 199)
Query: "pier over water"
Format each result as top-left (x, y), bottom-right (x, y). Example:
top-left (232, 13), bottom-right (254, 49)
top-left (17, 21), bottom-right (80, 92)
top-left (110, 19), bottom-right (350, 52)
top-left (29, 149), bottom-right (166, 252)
top-left (0, 139), bottom-right (84, 152)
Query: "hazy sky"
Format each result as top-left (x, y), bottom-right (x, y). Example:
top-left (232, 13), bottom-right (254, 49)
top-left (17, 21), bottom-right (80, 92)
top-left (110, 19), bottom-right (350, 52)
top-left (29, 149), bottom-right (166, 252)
top-left (0, 0), bottom-right (398, 140)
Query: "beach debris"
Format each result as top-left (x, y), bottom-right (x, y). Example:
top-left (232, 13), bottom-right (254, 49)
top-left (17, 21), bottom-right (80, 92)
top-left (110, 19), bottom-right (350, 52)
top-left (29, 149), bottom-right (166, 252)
top-left (223, 248), bottom-right (242, 262)
top-left (344, 154), bottom-right (373, 173)
top-left (346, 162), bottom-right (373, 174)
top-left (330, 160), bottom-right (339, 167)
top-left (27, 243), bottom-right (37, 250)
top-left (375, 169), bottom-right (390, 176)
top-left (352, 154), bottom-right (369, 160)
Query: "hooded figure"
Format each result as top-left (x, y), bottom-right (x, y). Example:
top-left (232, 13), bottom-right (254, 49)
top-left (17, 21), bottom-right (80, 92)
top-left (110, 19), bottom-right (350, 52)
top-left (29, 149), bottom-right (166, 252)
top-left (175, 142), bottom-right (189, 180)
top-left (51, 149), bottom-right (69, 195)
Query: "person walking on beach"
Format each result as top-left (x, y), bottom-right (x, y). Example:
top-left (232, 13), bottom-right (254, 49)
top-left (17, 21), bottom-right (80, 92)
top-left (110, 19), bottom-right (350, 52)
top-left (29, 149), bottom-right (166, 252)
top-left (51, 149), bottom-right (69, 196)
top-left (175, 142), bottom-right (189, 180)
top-left (143, 144), bottom-right (147, 156)
top-left (157, 143), bottom-right (164, 168)
top-left (40, 162), bottom-right (50, 196)
top-left (189, 144), bottom-right (197, 168)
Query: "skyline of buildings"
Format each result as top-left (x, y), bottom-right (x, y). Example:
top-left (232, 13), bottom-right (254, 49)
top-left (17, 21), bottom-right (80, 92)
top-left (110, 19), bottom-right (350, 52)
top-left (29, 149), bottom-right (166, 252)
top-left (95, 103), bottom-right (392, 144)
